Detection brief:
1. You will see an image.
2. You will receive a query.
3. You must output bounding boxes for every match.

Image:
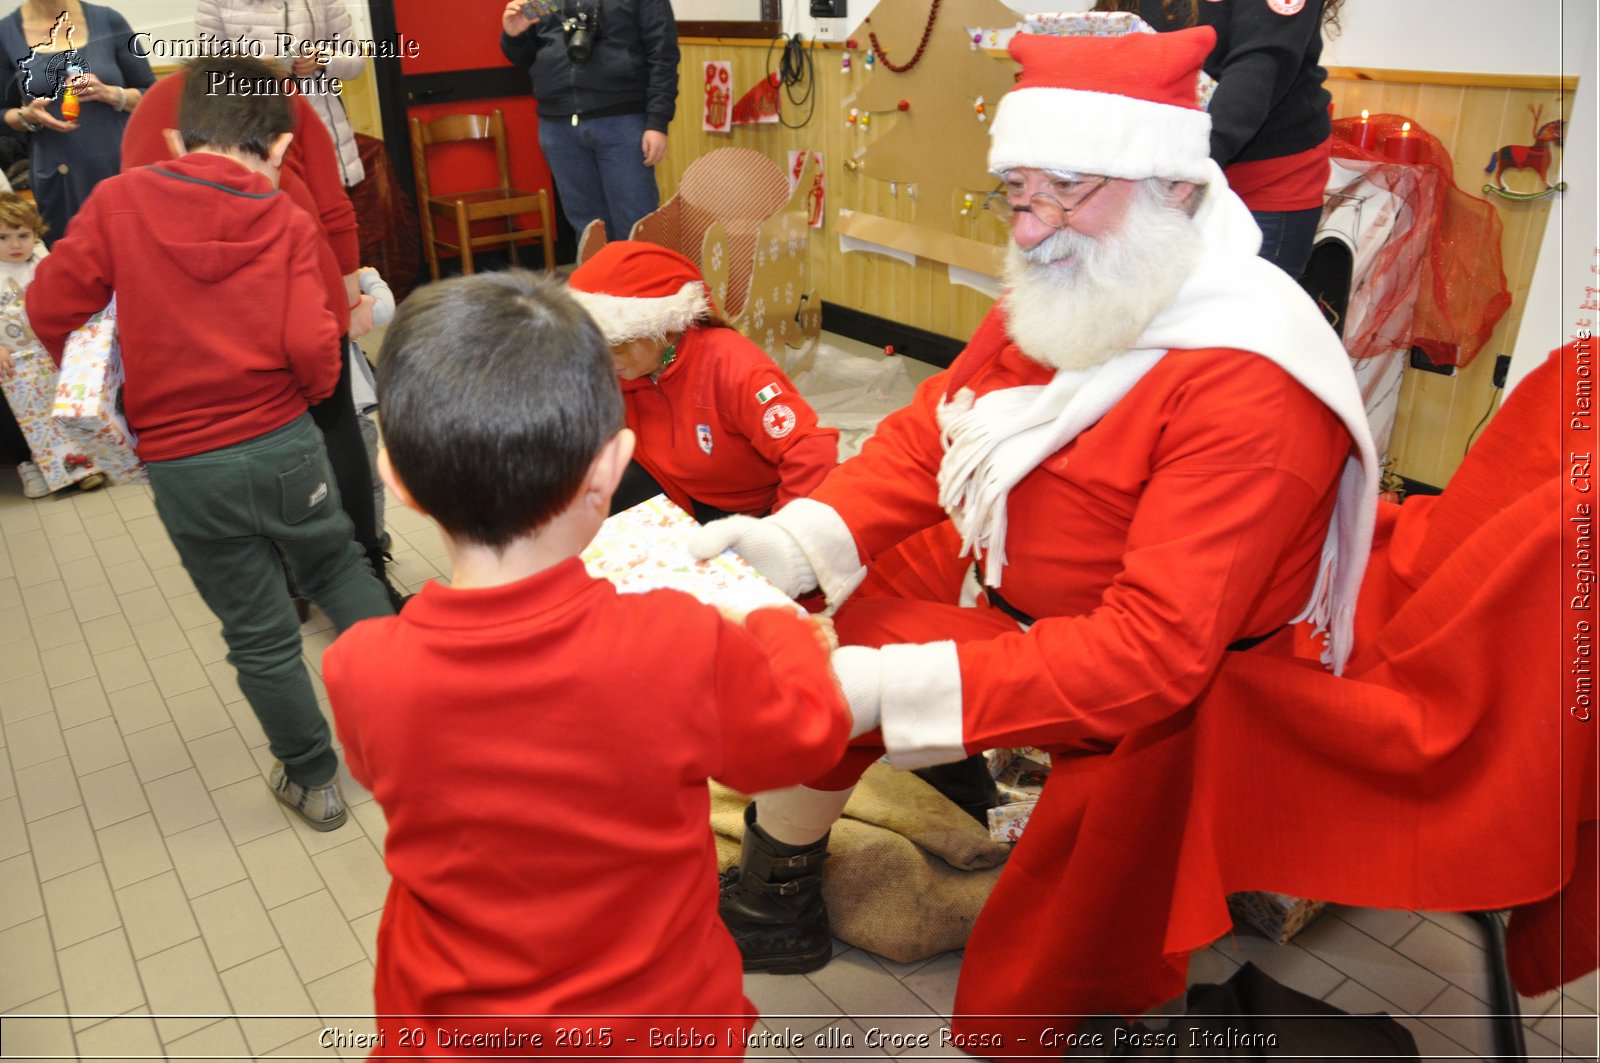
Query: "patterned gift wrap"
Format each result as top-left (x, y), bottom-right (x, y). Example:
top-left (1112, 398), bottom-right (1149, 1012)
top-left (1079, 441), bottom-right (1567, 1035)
top-left (987, 800), bottom-right (1036, 844)
top-left (1226, 891), bottom-right (1329, 944)
top-left (993, 752), bottom-right (1052, 805)
top-left (51, 305), bottom-right (145, 484)
top-left (582, 494), bottom-right (797, 615)
top-left (1, 345), bottom-right (101, 491)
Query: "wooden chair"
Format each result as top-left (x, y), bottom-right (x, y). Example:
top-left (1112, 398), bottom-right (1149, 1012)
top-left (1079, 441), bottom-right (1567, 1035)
top-left (409, 109), bottom-right (554, 280)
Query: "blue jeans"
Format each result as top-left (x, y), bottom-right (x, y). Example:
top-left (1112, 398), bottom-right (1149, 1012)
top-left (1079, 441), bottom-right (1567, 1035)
top-left (1251, 206), bottom-right (1323, 281)
top-left (538, 112), bottom-right (661, 242)
top-left (146, 415), bottom-right (393, 785)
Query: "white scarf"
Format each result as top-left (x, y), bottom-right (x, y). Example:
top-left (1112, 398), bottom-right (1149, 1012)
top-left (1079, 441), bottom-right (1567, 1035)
top-left (936, 163), bottom-right (1378, 674)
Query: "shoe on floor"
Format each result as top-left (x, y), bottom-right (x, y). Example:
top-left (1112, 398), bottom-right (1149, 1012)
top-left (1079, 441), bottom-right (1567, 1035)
top-left (75, 472), bottom-right (107, 492)
top-left (269, 762), bottom-right (348, 831)
top-left (17, 461), bottom-right (49, 498)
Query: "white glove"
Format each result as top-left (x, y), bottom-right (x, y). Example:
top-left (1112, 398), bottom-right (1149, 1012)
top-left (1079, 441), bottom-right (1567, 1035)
top-left (689, 515), bottom-right (818, 598)
top-left (830, 645), bottom-right (882, 738)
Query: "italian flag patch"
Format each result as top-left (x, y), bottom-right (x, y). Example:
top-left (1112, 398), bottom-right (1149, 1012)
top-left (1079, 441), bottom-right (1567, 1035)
top-left (755, 383), bottom-right (782, 405)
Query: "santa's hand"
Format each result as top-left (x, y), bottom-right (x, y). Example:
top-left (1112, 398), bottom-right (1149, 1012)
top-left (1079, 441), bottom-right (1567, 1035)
top-left (830, 645), bottom-right (882, 738)
top-left (689, 515), bottom-right (817, 598)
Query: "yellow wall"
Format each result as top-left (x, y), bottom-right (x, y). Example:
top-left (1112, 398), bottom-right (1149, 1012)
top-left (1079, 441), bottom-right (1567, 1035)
top-left (351, 41), bottom-right (1568, 488)
top-left (657, 43), bottom-right (1571, 487)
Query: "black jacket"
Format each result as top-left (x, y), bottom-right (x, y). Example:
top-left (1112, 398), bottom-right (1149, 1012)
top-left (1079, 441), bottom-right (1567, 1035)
top-left (501, 0), bottom-right (679, 133)
top-left (1134, 0), bottom-right (1332, 166)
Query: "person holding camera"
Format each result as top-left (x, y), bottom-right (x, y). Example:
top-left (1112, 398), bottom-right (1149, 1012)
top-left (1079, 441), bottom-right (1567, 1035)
top-left (500, 0), bottom-right (678, 246)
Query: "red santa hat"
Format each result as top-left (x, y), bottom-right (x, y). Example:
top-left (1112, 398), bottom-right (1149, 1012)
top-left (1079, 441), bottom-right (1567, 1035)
top-left (566, 241), bottom-right (715, 346)
top-left (988, 26), bottom-right (1216, 184)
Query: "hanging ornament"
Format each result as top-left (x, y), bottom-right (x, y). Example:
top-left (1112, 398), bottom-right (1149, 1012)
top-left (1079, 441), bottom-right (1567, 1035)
top-left (890, 181), bottom-right (898, 197)
top-left (847, 106), bottom-right (859, 127)
top-left (842, 52), bottom-right (851, 73)
top-left (896, 99), bottom-right (910, 112)
top-left (960, 193), bottom-right (975, 217)
top-left (989, 30), bottom-right (999, 47)
top-left (971, 31), bottom-right (982, 50)
top-left (861, 111), bottom-right (872, 127)
top-left (974, 96), bottom-right (987, 123)
top-left (864, 50), bottom-right (875, 71)
top-left (846, 37), bottom-right (858, 49)
top-left (865, 0), bottom-right (942, 74)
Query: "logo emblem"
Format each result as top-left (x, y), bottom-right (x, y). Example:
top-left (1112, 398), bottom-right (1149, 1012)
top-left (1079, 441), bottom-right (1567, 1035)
top-left (755, 383), bottom-right (782, 405)
top-left (1265, 0), bottom-right (1306, 13)
top-left (762, 404), bottom-right (796, 439)
top-left (309, 482), bottom-right (328, 507)
top-left (696, 423), bottom-right (713, 455)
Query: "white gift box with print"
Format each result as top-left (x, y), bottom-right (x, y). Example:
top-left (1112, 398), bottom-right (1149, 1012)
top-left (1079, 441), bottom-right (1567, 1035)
top-left (51, 298), bottom-right (145, 484)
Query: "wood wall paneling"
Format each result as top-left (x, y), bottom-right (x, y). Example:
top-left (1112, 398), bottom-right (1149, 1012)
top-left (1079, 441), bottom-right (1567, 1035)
top-left (1325, 75), bottom-right (1569, 486)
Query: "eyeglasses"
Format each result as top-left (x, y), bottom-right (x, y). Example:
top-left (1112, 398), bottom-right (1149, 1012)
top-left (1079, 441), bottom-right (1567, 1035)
top-left (984, 175), bottom-right (1112, 229)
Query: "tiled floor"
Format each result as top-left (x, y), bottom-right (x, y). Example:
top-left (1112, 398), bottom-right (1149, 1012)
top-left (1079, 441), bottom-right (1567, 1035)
top-left (0, 346), bottom-right (1595, 1059)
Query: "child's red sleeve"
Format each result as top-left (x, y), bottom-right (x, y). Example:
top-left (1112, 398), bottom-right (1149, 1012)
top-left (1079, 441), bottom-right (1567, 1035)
top-left (25, 203), bottom-right (113, 363)
top-left (282, 214), bottom-right (343, 404)
top-left (710, 608), bottom-right (850, 795)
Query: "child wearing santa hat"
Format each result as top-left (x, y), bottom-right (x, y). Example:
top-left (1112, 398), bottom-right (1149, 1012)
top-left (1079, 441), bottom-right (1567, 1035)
top-left (567, 241), bottom-right (838, 522)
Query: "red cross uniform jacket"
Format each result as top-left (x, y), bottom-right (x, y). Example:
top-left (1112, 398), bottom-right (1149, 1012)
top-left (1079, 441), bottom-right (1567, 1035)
top-left (621, 325), bottom-right (837, 515)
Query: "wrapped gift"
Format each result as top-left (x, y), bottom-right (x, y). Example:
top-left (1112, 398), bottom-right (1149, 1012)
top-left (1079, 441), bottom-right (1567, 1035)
top-left (994, 752), bottom-right (1052, 805)
top-left (581, 494), bottom-right (796, 615)
top-left (0, 345), bottom-right (101, 491)
top-left (51, 300), bottom-right (145, 484)
top-left (987, 800), bottom-right (1035, 844)
top-left (1226, 891), bottom-right (1329, 944)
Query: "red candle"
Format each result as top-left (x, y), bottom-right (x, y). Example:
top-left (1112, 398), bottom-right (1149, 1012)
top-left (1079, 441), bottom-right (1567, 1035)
top-left (1384, 121), bottom-right (1422, 163)
top-left (1347, 109), bottom-right (1377, 150)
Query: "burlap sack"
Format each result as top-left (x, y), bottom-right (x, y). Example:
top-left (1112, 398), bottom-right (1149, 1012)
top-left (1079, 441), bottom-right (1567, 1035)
top-left (712, 763), bottom-right (1011, 964)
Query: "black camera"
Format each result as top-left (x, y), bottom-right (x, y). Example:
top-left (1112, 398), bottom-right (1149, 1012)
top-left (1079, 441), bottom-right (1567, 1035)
top-left (562, 2), bottom-right (600, 62)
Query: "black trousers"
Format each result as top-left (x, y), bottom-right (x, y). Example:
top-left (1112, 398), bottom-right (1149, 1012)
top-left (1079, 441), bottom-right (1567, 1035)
top-left (307, 336), bottom-right (382, 573)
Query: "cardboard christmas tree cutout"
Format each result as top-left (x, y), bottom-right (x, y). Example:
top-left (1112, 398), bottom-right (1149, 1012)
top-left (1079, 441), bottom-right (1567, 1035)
top-left (847, 0), bottom-right (1018, 235)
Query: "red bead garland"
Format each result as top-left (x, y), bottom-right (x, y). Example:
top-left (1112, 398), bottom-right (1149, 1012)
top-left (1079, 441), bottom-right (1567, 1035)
top-left (866, 0), bottom-right (941, 74)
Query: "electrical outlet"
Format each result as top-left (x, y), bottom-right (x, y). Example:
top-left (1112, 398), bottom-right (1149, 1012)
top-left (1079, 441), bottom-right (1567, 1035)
top-left (813, 18), bottom-right (835, 37)
top-left (1408, 346), bottom-right (1455, 377)
top-left (1493, 353), bottom-right (1511, 389)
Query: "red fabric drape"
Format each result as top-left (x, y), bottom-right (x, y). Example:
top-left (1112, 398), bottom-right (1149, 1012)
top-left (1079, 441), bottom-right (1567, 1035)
top-left (949, 347), bottom-right (1588, 1049)
top-left (1328, 114), bottom-right (1511, 368)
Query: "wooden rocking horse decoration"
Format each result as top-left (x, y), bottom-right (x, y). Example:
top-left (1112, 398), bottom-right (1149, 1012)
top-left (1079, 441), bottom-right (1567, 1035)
top-left (1482, 106), bottom-right (1567, 201)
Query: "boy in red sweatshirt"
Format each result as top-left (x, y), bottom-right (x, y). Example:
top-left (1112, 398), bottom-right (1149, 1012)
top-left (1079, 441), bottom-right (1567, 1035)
top-left (26, 55), bottom-right (393, 832)
top-left (323, 271), bottom-right (856, 1055)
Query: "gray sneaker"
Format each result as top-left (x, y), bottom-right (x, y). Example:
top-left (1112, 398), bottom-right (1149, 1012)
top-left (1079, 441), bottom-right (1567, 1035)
top-left (269, 762), bottom-right (348, 831)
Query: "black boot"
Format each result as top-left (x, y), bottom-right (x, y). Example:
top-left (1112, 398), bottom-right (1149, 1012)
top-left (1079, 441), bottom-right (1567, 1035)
top-left (719, 803), bottom-right (832, 974)
top-left (913, 753), bottom-right (1001, 826)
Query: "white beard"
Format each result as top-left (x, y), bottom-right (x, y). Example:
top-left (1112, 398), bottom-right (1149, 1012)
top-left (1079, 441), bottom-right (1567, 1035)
top-left (1000, 188), bottom-right (1204, 373)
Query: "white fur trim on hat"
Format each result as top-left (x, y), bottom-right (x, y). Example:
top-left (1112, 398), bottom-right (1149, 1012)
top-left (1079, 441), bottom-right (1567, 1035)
top-left (567, 280), bottom-right (712, 346)
top-left (988, 87), bottom-right (1212, 184)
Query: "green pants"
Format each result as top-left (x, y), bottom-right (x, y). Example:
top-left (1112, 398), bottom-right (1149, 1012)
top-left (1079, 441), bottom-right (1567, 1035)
top-left (147, 414), bottom-right (393, 785)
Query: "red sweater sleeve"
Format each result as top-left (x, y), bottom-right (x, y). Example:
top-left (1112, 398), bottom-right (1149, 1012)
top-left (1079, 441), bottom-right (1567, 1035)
top-left (283, 93), bottom-right (360, 275)
top-left (713, 333), bottom-right (838, 509)
top-left (26, 200), bottom-right (113, 362)
top-left (710, 608), bottom-right (851, 795)
top-left (283, 214), bottom-right (344, 403)
top-left (810, 307), bottom-right (1012, 554)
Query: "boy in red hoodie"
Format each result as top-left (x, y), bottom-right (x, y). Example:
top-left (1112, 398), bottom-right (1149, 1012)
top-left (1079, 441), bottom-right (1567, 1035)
top-left (26, 55), bottom-right (393, 832)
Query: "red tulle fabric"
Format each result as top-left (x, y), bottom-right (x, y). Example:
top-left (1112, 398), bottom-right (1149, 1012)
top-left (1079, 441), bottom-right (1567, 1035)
top-left (1329, 114), bottom-right (1511, 368)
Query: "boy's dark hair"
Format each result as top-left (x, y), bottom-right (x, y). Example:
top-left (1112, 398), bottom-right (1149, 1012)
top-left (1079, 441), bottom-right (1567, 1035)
top-left (377, 270), bottom-right (623, 549)
top-left (179, 56), bottom-right (295, 158)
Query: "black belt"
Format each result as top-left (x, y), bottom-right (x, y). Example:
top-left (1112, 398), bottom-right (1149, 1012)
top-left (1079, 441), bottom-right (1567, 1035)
top-left (978, 570), bottom-right (1283, 653)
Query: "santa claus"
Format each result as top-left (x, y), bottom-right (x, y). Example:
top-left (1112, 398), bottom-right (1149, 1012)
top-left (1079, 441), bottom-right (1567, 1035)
top-left (693, 23), bottom-right (1378, 1034)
